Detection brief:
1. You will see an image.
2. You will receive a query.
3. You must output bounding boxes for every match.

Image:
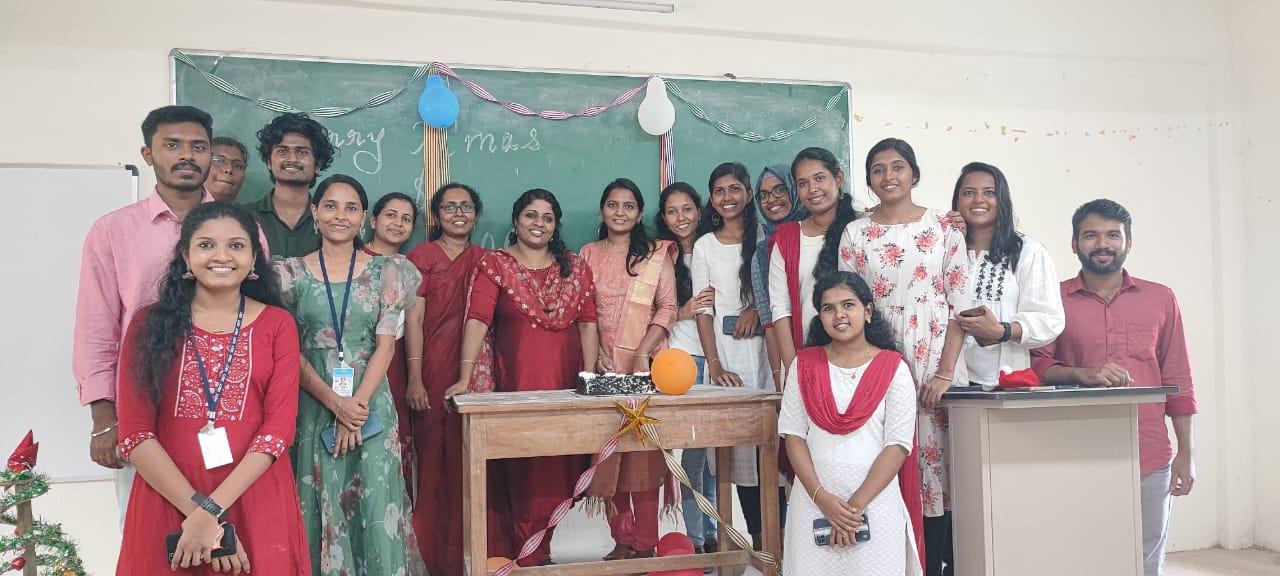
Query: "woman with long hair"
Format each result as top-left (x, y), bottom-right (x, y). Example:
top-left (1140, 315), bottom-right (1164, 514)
top-left (116, 202), bottom-right (310, 574)
top-left (780, 271), bottom-right (924, 575)
top-left (655, 182), bottom-right (720, 554)
top-left (691, 162), bottom-right (775, 550)
top-left (274, 174), bottom-right (426, 575)
top-left (751, 163), bottom-right (808, 389)
top-left (406, 182), bottom-right (491, 573)
top-left (838, 138), bottom-right (971, 576)
top-left (949, 162), bottom-right (1064, 387)
top-left (769, 147), bottom-right (860, 371)
top-left (363, 191), bottom-right (418, 496)
top-left (580, 178), bottom-right (679, 562)
top-left (448, 188), bottom-right (600, 567)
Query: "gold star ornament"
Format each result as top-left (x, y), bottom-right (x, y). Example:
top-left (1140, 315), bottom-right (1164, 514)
top-left (613, 396), bottom-right (662, 445)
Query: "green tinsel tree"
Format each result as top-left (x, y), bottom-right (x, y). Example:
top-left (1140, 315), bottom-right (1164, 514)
top-left (1, 432), bottom-right (86, 575)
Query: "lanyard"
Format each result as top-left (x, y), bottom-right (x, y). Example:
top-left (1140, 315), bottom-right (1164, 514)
top-left (190, 294), bottom-right (246, 430)
top-left (319, 246), bottom-right (358, 363)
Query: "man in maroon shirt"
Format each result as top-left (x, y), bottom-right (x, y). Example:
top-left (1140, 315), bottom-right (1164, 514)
top-left (1031, 199), bottom-right (1197, 576)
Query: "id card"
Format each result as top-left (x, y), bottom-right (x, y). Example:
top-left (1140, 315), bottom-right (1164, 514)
top-left (198, 427), bottom-right (234, 470)
top-left (332, 362), bottom-right (355, 397)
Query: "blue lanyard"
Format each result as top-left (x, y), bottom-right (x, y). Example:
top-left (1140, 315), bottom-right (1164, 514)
top-left (189, 294), bottom-right (246, 429)
top-left (318, 247), bottom-right (357, 363)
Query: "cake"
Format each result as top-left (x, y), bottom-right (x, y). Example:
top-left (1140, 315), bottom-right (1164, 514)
top-left (575, 372), bottom-right (656, 396)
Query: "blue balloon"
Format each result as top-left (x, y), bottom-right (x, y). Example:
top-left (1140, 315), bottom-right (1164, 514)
top-left (418, 75), bottom-right (459, 129)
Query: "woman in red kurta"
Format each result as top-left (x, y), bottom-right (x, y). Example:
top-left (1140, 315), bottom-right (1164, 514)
top-left (363, 191), bottom-right (418, 494)
top-left (449, 188), bottom-right (600, 567)
top-left (406, 183), bottom-right (490, 574)
top-left (116, 202), bottom-right (309, 575)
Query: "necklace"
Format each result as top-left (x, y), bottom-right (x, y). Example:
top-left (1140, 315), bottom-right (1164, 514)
top-left (834, 365), bottom-right (862, 380)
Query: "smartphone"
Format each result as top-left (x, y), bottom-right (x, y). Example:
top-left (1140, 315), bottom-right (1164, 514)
top-left (722, 315), bottom-right (764, 337)
top-left (813, 518), bottom-right (832, 546)
top-left (166, 523), bottom-right (237, 563)
top-left (959, 306), bottom-right (985, 318)
top-left (855, 513), bottom-right (872, 543)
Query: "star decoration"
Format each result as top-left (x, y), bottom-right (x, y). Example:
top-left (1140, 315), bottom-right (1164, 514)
top-left (7, 430), bottom-right (37, 473)
top-left (613, 396), bottom-right (661, 445)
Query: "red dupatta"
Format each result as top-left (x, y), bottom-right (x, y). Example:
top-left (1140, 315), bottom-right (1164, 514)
top-left (797, 346), bottom-right (926, 568)
top-left (770, 221), bottom-right (805, 350)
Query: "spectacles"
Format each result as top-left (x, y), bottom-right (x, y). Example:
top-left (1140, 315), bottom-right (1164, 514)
top-left (757, 184), bottom-right (789, 202)
top-left (442, 202), bottom-right (475, 214)
top-left (211, 155), bottom-right (247, 173)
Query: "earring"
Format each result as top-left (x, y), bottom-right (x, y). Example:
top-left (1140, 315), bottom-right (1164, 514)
top-left (181, 268), bottom-right (195, 280)
top-left (866, 316), bottom-right (872, 324)
top-left (711, 211), bottom-right (723, 227)
top-left (312, 220), bottom-right (319, 234)
top-left (247, 266), bottom-right (260, 281)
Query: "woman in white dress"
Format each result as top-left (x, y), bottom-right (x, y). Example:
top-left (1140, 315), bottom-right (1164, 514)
top-left (691, 161), bottom-right (777, 549)
top-left (950, 162), bottom-right (1065, 387)
top-left (838, 137), bottom-right (970, 576)
top-left (780, 270), bottom-right (924, 576)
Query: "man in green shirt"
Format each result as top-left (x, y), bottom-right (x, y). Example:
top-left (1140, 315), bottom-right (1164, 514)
top-left (244, 113), bottom-right (335, 259)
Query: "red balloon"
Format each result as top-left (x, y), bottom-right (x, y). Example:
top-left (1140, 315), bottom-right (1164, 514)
top-left (656, 531), bottom-right (695, 557)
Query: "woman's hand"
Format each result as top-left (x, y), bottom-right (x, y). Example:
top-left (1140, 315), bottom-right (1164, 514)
top-left (332, 397), bottom-right (369, 431)
top-left (595, 354), bottom-right (616, 374)
top-left (955, 305), bottom-right (1003, 344)
top-left (921, 375), bottom-right (953, 410)
top-left (443, 379), bottom-right (470, 413)
top-left (631, 354), bottom-right (651, 374)
top-left (709, 363), bottom-right (743, 387)
top-left (210, 535), bottom-right (250, 574)
top-left (334, 426), bottom-right (363, 458)
top-left (681, 287), bottom-right (715, 320)
top-left (813, 488), bottom-right (861, 535)
top-left (946, 210), bottom-right (967, 234)
top-left (406, 376), bottom-right (430, 412)
top-left (732, 308), bottom-right (760, 340)
top-left (172, 509), bottom-right (220, 570)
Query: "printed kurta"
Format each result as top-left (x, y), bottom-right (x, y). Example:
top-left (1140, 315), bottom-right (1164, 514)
top-left (838, 210), bottom-right (970, 516)
top-left (276, 255), bottom-right (427, 576)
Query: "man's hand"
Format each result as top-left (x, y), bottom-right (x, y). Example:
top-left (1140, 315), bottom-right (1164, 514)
top-left (89, 400), bottom-right (123, 469)
top-left (1170, 452), bottom-right (1195, 496)
top-left (1080, 363), bottom-right (1131, 387)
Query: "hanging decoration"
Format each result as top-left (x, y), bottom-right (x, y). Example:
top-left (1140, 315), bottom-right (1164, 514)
top-left (665, 80), bottom-right (848, 142)
top-left (1, 432), bottom-right (87, 576)
top-left (637, 76), bottom-right (676, 136)
top-left (659, 130), bottom-right (676, 190)
top-left (417, 74), bottom-right (460, 129)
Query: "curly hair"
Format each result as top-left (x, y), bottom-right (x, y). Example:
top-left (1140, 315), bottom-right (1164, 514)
top-left (428, 183), bottom-right (483, 241)
top-left (131, 202), bottom-right (282, 410)
top-left (507, 188), bottom-right (572, 278)
top-left (805, 271), bottom-right (900, 353)
top-left (255, 113), bottom-right (335, 187)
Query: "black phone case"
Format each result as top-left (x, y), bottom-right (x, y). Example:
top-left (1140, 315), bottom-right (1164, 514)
top-left (166, 523), bottom-right (237, 562)
top-left (722, 315), bottom-right (765, 337)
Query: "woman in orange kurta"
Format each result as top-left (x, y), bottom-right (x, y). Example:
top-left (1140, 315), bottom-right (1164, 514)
top-left (579, 178), bottom-right (679, 561)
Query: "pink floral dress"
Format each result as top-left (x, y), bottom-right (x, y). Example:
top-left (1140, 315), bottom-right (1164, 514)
top-left (838, 209), bottom-right (971, 516)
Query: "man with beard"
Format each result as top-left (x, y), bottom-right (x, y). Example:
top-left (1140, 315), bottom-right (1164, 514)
top-left (73, 105), bottom-right (219, 520)
top-left (206, 136), bottom-right (249, 201)
top-left (244, 112), bottom-right (335, 259)
top-left (1032, 199), bottom-right (1197, 576)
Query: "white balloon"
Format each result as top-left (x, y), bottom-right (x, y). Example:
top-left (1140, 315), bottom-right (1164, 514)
top-left (637, 76), bottom-right (676, 136)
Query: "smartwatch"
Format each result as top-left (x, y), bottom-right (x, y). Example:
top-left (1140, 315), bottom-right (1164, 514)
top-left (191, 491), bottom-right (227, 522)
top-left (998, 322), bottom-right (1012, 343)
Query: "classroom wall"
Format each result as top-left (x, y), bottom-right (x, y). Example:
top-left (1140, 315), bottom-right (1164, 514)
top-left (1, 0), bottom-right (1270, 571)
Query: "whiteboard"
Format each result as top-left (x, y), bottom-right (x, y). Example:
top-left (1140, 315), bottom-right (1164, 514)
top-left (0, 164), bottom-right (137, 481)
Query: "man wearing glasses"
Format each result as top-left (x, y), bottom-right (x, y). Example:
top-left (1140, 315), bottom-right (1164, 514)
top-left (206, 136), bottom-right (248, 202)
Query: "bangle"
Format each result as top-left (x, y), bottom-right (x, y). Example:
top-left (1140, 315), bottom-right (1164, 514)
top-left (408, 357), bottom-right (422, 361)
top-left (707, 358), bottom-right (721, 367)
top-left (459, 360), bottom-right (476, 366)
top-left (934, 373), bottom-right (954, 382)
top-left (811, 485), bottom-right (824, 501)
top-left (90, 424), bottom-right (116, 438)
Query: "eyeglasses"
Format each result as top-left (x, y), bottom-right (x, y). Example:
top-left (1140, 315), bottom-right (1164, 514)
top-left (211, 155), bottom-right (247, 173)
top-left (757, 184), bottom-right (789, 202)
top-left (442, 202), bottom-right (476, 214)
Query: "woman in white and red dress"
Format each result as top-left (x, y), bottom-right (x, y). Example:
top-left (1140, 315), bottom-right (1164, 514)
top-left (116, 202), bottom-right (309, 574)
top-left (780, 271), bottom-right (924, 576)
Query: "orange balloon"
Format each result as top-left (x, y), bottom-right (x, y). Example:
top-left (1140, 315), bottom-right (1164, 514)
top-left (652, 348), bottom-right (697, 395)
top-left (486, 557), bottom-right (513, 572)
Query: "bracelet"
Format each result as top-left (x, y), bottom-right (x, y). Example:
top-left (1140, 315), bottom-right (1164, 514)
top-left (707, 358), bottom-right (721, 367)
top-left (934, 373), bottom-right (954, 382)
top-left (90, 424), bottom-right (116, 438)
top-left (408, 357), bottom-right (422, 361)
top-left (459, 360), bottom-right (476, 366)
top-left (811, 485), bottom-right (824, 501)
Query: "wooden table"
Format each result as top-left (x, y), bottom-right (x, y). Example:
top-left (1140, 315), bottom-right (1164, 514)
top-left (453, 385), bottom-right (783, 576)
top-left (940, 386), bottom-right (1177, 576)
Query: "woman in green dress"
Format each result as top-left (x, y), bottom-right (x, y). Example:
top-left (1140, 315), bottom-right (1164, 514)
top-left (275, 174), bottom-right (426, 575)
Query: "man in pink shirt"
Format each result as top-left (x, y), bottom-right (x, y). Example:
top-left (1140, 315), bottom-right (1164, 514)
top-left (72, 105), bottom-right (219, 518)
top-left (1031, 199), bottom-right (1197, 576)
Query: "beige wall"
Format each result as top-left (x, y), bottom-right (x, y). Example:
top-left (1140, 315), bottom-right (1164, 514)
top-left (2, 0), bottom-right (1272, 571)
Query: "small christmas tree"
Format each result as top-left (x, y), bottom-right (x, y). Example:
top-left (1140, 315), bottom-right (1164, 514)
top-left (0, 431), bottom-right (86, 575)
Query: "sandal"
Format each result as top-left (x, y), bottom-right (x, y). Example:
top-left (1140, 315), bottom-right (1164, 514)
top-left (603, 543), bottom-right (636, 561)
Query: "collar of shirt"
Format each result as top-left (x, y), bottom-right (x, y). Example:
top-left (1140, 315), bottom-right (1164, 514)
top-left (254, 188), bottom-right (313, 221)
top-left (146, 187), bottom-right (214, 223)
top-left (1065, 269), bottom-right (1138, 300)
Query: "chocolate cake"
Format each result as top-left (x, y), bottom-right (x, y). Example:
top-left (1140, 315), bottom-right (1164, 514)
top-left (575, 372), bottom-right (656, 396)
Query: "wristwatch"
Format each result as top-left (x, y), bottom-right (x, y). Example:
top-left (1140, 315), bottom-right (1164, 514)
top-left (999, 322), bottom-right (1012, 343)
top-left (191, 491), bottom-right (227, 522)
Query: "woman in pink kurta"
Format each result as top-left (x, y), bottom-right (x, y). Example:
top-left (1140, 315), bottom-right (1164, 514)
top-left (579, 178), bottom-right (679, 561)
top-left (449, 188), bottom-right (600, 567)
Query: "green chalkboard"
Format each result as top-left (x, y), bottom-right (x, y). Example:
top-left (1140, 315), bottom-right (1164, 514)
top-left (173, 51), bottom-right (850, 251)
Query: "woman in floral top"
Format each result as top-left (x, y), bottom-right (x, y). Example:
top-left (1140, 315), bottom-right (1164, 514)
top-left (275, 175), bottom-right (426, 575)
top-left (838, 138), bottom-right (971, 576)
